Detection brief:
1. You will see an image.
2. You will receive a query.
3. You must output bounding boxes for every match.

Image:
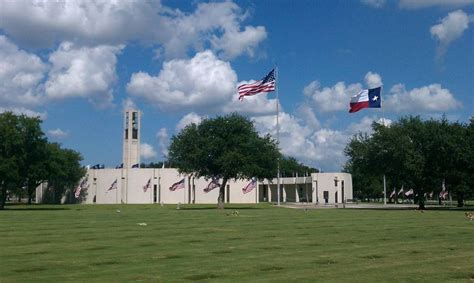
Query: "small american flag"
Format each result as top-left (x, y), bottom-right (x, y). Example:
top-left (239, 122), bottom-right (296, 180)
top-left (204, 177), bottom-right (220, 193)
top-left (143, 178), bottom-right (151, 192)
top-left (169, 178), bottom-right (185, 191)
top-left (389, 189), bottom-right (396, 198)
top-left (238, 69), bottom-right (275, 101)
top-left (75, 175), bottom-right (89, 198)
top-left (404, 189), bottom-right (414, 197)
top-left (242, 178), bottom-right (257, 194)
top-left (106, 179), bottom-right (118, 193)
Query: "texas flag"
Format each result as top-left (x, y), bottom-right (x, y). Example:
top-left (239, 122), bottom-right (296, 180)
top-left (349, 87), bottom-right (382, 113)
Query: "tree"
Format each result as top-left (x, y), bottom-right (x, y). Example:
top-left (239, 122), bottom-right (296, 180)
top-left (168, 114), bottom-right (280, 208)
top-left (279, 156), bottom-right (319, 177)
top-left (0, 113), bottom-right (23, 209)
top-left (17, 115), bottom-right (50, 204)
top-left (44, 143), bottom-right (84, 204)
top-left (344, 116), bottom-right (473, 208)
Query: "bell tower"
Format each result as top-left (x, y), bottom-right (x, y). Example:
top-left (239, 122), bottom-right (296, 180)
top-left (123, 109), bottom-right (141, 168)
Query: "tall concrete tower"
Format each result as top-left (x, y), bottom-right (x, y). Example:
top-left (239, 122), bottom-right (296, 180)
top-left (123, 109), bottom-right (141, 168)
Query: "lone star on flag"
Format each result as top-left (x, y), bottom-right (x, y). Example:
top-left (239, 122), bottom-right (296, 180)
top-left (372, 96), bottom-right (378, 101)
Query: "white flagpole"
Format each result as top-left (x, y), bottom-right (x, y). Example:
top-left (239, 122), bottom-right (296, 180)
top-left (381, 86), bottom-right (387, 205)
top-left (276, 66), bottom-right (280, 206)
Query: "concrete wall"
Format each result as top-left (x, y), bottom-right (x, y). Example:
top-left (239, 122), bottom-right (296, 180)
top-left (37, 169), bottom-right (352, 205)
top-left (312, 173), bottom-right (352, 205)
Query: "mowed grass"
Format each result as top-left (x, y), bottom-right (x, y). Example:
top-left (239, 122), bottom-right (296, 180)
top-left (0, 204), bottom-right (473, 282)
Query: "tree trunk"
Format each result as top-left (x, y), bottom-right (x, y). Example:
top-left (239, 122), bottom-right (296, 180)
top-left (418, 197), bottom-right (425, 210)
top-left (217, 177), bottom-right (228, 209)
top-left (0, 186), bottom-right (6, 210)
top-left (457, 193), bottom-right (464, 207)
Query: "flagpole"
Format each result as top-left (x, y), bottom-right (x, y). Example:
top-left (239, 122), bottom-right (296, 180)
top-left (381, 86), bottom-right (387, 206)
top-left (276, 66), bottom-right (280, 206)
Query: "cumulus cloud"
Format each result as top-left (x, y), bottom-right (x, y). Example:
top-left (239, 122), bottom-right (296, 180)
top-left (252, 112), bottom-right (352, 171)
top-left (176, 113), bottom-right (203, 132)
top-left (0, 35), bottom-right (47, 108)
top-left (430, 10), bottom-right (471, 60)
top-left (361, 0), bottom-right (386, 8)
top-left (122, 98), bottom-right (137, 111)
top-left (303, 80), bottom-right (362, 112)
top-left (156, 128), bottom-right (169, 158)
top-left (0, 0), bottom-right (266, 60)
top-left (140, 143), bottom-right (157, 160)
top-left (0, 107), bottom-right (47, 120)
top-left (364, 71), bottom-right (383, 89)
top-left (48, 128), bottom-right (69, 139)
top-left (399, 0), bottom-right (474, 9)
top-left (45, 42), bottom-right (123, 108)
top-left (127, 50), bottom-right (237, 113)
top-left (386, 83), bottom-right (462, 112)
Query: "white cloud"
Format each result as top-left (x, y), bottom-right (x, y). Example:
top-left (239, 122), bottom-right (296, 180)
top-left (364, 71), bottom-right (383, 89)
top-left (252, 112), bottom-right (352, 171)
top-left (211, 25), bottom-right (267, 59)
top-left (122, 98), bottom-right (137, 111)
top-left (361, 0), bottom-right (386, 8)
top-left (176, 113), bottom-right (203, 132)
top-left (0, 1), bottom-right (266, 60)
top-left (140, 143), bottom-right (157, 160)
top-left (0, 107), bottom-right (47, 120)
top-left (127, 50), bottom-right (237, 113)
top-left (430, 10), bottom-right (471, 59)
top-left (48, 128), bottom-right (68, 139)
top-left (386, 83), bottom-right (462, 112)
top-left (304, 80), bottom-right (362, 112)
top-left (45, 42), bottom-right (123, 108)
top-left (399, 0), bottom-right (474, 9)
top-left (0, 35), bottom-right (47, 108)
top-left (156, 128), bottom-right (169, 158)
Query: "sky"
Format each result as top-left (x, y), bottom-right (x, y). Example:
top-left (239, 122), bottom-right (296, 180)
top-left (1, 0), bottom-right (473, 172)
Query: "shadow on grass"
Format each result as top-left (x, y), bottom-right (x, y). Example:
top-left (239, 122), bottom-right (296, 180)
top-left (2, 206), bottom-right (70, 211)
top-left (346, 206), bottom-right (474, 211)
top-left (180, 206), bottom-right (264, 210)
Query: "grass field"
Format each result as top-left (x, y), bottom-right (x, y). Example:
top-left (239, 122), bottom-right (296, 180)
top-left (1, 204), bottom-right (473, 282)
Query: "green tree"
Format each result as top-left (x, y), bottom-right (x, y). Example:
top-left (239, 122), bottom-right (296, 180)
top-left (17, 115), bottom-right (50, 204)
top-left (0, 113), bottom-right (23, 209)
top-left (280, 156), bottom-right (319, 177)
top-left (44, 143), bottom-right (84, 204)
top-left (344, 116), bottom-right (473, 208)
top-left (168, 114), bottom-right (280, 208)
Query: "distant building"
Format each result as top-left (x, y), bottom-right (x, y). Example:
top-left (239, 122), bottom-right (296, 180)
top-left (37, 109), bottom-right (352, 205)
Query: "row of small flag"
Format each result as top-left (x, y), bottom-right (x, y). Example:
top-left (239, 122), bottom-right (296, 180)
top-left (388, 187), bottom-right (449, 199)
top-left (87, 163), bottom-right (142, 170)
top-left (238, 69), bottom-right (381, 113)
top-left (97, 177), bottom-right (257, 194)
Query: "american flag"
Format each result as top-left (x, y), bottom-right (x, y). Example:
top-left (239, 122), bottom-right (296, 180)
top-left (242, 179), bottom-right (257, 194)
top-left (169, 178), bottom-right (185, 191)
top-left (75, 175), bottom-right (89, 198)
top-left (389, 189), bottom-right (396, 198)
top-left (106, 179), bottom-right (118, 193)
top-left (397, 186), bottom-right (404, 196)
top-left (237, 69), bottom-right (276, 101)
top-left (204, 177), bottom-right (220, 193)
top-left (404, 189), bottom-right (414, 197)
top-left (143, 178), bottom-right (151, 192)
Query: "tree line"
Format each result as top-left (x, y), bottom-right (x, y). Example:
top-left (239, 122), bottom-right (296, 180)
top-left (344, 116), bottom-right (474, 208)
top-left (0, 112), bottom-right (84, 209)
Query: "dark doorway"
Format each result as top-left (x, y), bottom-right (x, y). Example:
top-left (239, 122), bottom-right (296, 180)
top-left (226, 185), bottom-right (230, 203)
top-left (323, 191), bottom-right (328, 204)
top-left (153, 185), bottom-right (157, 203)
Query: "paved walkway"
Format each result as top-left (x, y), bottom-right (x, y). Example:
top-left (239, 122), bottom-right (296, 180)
top-left (279, 202), bottom-right (419, 210)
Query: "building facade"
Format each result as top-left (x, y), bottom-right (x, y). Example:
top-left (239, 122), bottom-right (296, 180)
top-left (37, 109), bottom-right (352, 205)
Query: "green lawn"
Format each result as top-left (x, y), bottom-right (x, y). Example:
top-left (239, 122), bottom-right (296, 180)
top-left (1, 204), bottom-right (473, 282)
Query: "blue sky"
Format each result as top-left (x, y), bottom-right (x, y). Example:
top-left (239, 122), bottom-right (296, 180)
top-left (1, 0), bottom-right (473, 172)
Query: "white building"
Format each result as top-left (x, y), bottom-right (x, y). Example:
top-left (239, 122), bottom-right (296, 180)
top-left (38, 109), bottom-right (352, 205)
